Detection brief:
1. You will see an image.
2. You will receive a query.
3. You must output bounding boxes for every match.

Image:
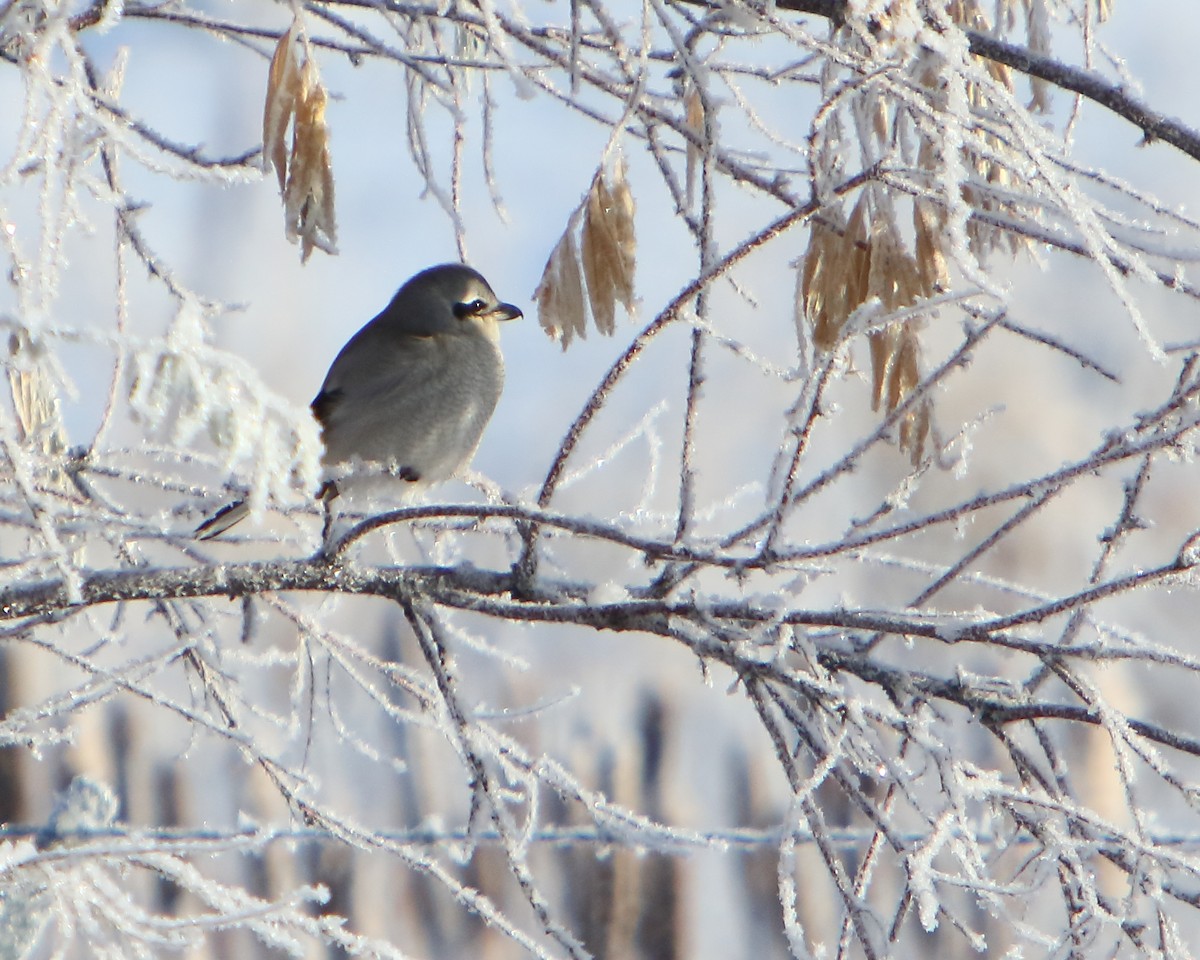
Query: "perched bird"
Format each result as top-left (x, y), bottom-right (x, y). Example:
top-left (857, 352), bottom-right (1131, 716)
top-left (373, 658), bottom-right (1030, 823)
top-left (195, 263), bottom-right (522, 539)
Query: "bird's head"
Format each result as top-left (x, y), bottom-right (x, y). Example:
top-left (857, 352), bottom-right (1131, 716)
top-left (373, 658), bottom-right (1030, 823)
top-left (384, 263), bottom-right (523, 339)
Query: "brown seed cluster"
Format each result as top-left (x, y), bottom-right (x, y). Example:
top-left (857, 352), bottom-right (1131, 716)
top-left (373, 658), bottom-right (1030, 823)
top-left (535, 162), bottom-right (636, 350)
top-left (799, 0), bottom-right (1044, 464)
top-left (800, 194), bottom-right (935, 464)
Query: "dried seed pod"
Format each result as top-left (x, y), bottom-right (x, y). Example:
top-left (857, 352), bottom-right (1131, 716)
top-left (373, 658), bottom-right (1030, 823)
top-left (581, 164), bottom-right (636, 337)
top-left (537, 161), bottom-right (636, 349)
top-left (262, 20), bottom-right (303, 191)
top-left (535, 230), bottom-right (588, 350)
top-left (284, 63), bottom-right (337, 261)
top-left (262, 15), bottom-right (337, 261)
top-left (864, 216), bottom-right (933, 461)
top-left (606, 162), bottom-right (637, 314)
top-left (801, 195), bottom-right (871, 351)
top-left (913, 199), bottom-right (950, 294)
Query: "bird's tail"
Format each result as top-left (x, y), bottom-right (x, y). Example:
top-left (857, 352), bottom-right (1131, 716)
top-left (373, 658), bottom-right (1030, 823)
top-left (194, 499), bottom-right (250, 540)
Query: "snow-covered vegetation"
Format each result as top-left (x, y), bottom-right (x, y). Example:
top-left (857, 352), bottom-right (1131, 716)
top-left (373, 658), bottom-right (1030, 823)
top-left (3, 1), bottom-right (1200, 956)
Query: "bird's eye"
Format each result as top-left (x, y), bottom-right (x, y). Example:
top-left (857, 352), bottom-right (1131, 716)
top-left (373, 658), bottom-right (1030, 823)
top-left (452, 298), bottom-right (488, 320)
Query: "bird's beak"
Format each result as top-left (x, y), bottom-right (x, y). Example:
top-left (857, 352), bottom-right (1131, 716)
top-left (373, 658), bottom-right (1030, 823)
top-left (489, 302), bottom-right (523, 323)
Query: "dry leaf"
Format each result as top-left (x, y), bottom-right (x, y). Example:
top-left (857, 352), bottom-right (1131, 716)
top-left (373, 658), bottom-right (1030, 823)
top-left (913, 200), bottom-right (950, 293)
top-left (868, 325), bottom-right (900, 413)
top-left (801, 191), bottom-right (933, 462)
top-left (870, 91), bottom-right (890, 143)
top-left (607, 162), bottom-right (637, 313)
top-left (581, 191), bottom-right (617, 336)
top-left (911, 14), bottom-right (1028, 264)
top-left (896, 329), bottom-right (930, 465)
top-left (867, 216), bottom-right (926, 311)
top-left (9, 332), bottom-right (71, 503)
top-left (864, 217), bottom-right (933, 461)
top-left (868, 320), bottom-right (931, 464)
top-left (900, 397), bottom-right (932, 465)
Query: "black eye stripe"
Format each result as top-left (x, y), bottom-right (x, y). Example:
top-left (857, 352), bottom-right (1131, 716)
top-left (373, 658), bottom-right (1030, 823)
top-left (452, 298), bottom-right (488, 319)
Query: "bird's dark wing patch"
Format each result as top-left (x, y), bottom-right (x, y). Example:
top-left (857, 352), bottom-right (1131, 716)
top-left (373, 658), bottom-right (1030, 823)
top-left (311, 388), bottom-right (343, 427)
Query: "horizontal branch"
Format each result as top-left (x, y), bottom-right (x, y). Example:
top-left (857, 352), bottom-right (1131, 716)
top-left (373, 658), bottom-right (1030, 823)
top-left (3, 546), bottom-right (1192, 654)
top-left (0, 559), bottom-right (507, 622)
top-left (8, 551), bottom-right (1200, 760)
top-left (0, 821), bottom-right (888, 853)
top-left (28, 819), bottom-right (1190, 853)
top-left (0, 555), bottom-right (921, 640)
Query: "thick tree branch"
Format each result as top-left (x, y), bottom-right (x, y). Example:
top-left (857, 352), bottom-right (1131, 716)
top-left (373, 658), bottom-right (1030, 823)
top-left (1, 551), bottom-right (1192, 658)
top-left (962, 30), bottom-right (1200, 162)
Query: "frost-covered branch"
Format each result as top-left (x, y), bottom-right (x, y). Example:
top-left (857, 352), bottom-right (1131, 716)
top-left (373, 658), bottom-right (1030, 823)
top-left (5, 0), bottom-right (1200, 956)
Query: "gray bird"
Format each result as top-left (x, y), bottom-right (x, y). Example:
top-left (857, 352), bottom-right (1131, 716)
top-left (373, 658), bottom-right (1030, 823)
top-left (195, 263), bottom-right (522, 540)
